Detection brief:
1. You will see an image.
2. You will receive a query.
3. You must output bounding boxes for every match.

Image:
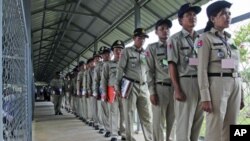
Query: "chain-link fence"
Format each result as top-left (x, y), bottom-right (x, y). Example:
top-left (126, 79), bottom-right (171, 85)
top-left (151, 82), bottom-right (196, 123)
top-left (1, 0), bottom-right (32, 141)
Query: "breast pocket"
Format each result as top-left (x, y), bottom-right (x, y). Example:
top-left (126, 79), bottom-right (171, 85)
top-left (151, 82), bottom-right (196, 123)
top-left (157, 53), bottom-right (168, 69)
top-left (210, 44), bottom-right (226, 62)
top-left (129, 57), bottom-right (138, 68)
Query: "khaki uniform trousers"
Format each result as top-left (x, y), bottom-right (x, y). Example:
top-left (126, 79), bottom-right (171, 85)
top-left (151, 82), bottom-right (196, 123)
top-left (91, 97), bottom-right (98, 123)
top-left (53, 94), bottom-right (63, 114)
top-left (175, 77), bottom-right (204, 141)
top-left (102, 100), bottom-right (111, 132)
top-left (123, 83), bottom-right (153, 141)
top-left (65, 92), bottom-right (71, 110)
top-left (86, 97), bottom-right (93, 121)
top-left (152, 84), bottom-right (174, 141)
top-left (205, 77), bottom-right (241, 141)
top-left (73, 96), bottom-right (77, 113)
top-left (82, 96), bottom-right (88, 120)
top-left (97, 100), bottom-right (104, 128)
top-left (78, 96), bottom-right (84, 118)
top-left (110, 96), bottom-right (126, 137)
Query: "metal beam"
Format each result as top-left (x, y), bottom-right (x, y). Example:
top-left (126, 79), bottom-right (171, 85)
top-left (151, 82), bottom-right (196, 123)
top-left (70, 22), bottom-right (111, 46)
top-left (41, 0), bottom-right (83, 80)
top-left (46, 8), bottom-right (94, 16)
top-left (37, 0), bottom-right (48, 73)
top-left (32, 35), bottom-right (55, 44)
top-left (134, 0), bottom-right (141, 28)
top-left (33, 43), bottom-right (53, 52)
top-left (64, 0), bottom-right (151, 70)
top-left (79, 2), bottom-right (131, 37)
top-left (32, 20), bottom-right (65, 33)
top-left (31, 1), bottom-right (73, 15)
top-left (44, 27), bottom-right (85, 32)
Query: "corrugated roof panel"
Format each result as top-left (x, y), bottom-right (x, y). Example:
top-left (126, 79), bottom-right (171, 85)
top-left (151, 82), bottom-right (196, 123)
top-left (87, 18), bottom-right (109, 36)
top-left (99, 0), bottom-right (133, 22)
top-left (102, 29), bottom-right (129, 44)
top-left (31, 0), bottom-right (45, 11)
top-left (78, 33), bottom-right (95, 45)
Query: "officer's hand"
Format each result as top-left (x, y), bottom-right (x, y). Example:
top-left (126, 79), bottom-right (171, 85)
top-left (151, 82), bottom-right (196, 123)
top-left (201, 101), bottom-right (212, 113)
top-left (150, 94), bottom-right (158, 105)
top-left (101, 94), bottom-right (107, 102)
top-left (174, 89), bottom-right (186, 102)
top-left (240, 99), bottom-right (245, 110)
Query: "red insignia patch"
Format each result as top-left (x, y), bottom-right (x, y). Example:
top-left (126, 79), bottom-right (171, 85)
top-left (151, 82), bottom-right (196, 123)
top-left (145, 51), bottom-right (150, 57)
top-left (197, 40), bottom-right (203, 48)
top-left (168, 43), bottom-right (172, 49)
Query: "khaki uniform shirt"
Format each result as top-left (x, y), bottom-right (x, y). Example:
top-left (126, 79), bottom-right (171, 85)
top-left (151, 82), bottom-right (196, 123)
top-left (167, 28), bottom-right (200, 76)
top-left (102, 60), bottom-right (118, 95)
top-left (197, 27), bottom-right (240, 101)
top-left (72, 75), bottom-right (77, 95)
top-left (115, 45), bottom-right (147, 91)
top-left (93, 62), bottom-right (104, 96)
top-left (77, 70), bottom-right (84, 95)
top-left (50, 78), bottom-right (64, 89)
top-left (145, 41), bottom-right (171, 95)
top-left (86, 68), bottom-right (94, 95)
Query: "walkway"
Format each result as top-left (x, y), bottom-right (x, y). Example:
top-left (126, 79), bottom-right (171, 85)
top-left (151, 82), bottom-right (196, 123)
top-left (32, 102), bottom-right (144, 141)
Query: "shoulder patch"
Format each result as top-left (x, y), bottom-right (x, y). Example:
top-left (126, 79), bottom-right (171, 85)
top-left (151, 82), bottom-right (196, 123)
top-left (145, 51), bottom-right (150, 57)
top-left (196, 40), bottom-right (203, 48)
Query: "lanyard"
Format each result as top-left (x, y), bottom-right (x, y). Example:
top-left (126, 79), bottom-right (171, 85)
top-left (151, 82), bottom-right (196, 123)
top-left (185, 36), bottom-right (197, 57)
top-left (215, 32), bottom-right (231, 57)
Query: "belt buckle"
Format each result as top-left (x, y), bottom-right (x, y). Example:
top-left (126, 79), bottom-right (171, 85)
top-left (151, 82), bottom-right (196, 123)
top-left (232, 72), bottom-right (238, 78)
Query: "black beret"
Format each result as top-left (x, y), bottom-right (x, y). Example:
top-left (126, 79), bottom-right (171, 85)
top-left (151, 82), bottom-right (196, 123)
top-left (178, 3), bottom-right (201, 18)
top-left (206, 1), bottom-right (232, 18)
top-left (155, 18), bottom-right (172, 29)
top-left (133, 28), bottom-right (149, 38)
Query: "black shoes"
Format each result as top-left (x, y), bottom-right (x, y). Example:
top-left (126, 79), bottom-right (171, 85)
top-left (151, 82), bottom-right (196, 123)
top-left (111, 137), bottom-right (117, 141)
top-left (94, 125), bottom-right (99, 130)
top-left (55, 112), bottom-right (63, 115)
top-left (104, 131), bottom-right (111, 137)
top-left (121, 136), bottom-right (126, 140)
top-left (99, 129), bottom-right (104, 134)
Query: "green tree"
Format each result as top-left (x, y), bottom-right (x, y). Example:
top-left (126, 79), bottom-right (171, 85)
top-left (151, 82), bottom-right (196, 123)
top-left (233, 22), bottom-right (250, 82)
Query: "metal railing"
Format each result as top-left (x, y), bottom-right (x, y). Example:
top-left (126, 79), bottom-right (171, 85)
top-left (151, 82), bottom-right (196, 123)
top-left (1, 0), bottom-right (32, 140)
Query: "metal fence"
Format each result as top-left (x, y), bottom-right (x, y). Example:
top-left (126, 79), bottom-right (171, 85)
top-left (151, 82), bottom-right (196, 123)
top-left (1, 0), bottom-right (32, 141)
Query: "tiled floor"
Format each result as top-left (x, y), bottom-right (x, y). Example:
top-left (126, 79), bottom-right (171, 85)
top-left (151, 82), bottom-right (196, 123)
top-left (32, 102), bottom-right (144, 141)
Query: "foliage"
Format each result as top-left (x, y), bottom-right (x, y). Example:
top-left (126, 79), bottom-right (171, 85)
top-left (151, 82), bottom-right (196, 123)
top-left (233, 22), bottom-right (250, 81)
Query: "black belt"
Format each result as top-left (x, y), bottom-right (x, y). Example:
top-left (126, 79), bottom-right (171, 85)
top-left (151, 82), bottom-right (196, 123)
top-left (181, 75), bottom-right (197, 77)
top-left (156, 82), bottom-right (171, 86)
top-left (123, 76), bottom-right (145, 85)
top-left (208, 73), bottom-right (240, 78)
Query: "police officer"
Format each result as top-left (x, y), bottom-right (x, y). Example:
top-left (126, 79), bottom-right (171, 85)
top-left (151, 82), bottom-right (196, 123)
top-left (50, 71), bottom-right (64, 115)
top-left (102, 40), bottom-right (126, 141)
top-left (64, 73), bottom-right (72, 112)
top-left (145, 19), bottom-right (174, 141)
top-left (167, 3), bottom-right (204, 141)
top-left (197, 1), bottom-right (244, 141)
top-left (87, 52), bottom-right (101, 127)
top-left (115, 28), bottom-right (153, 141)
top-left (77, 61), bottom-right (86, 121)
top-left (72, 67), bottom-right (79, 117)
top-left (93, 46), bottom-right (112, 133)
top-left (85, 58), bottom-right (93, 124)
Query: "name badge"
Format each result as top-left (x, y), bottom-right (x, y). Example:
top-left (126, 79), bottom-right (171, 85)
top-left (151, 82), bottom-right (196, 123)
top-left (189, 58), bottom-right (198, 66)
top-left (59, 88), bottom-right (62, 92)
top-left (222, 59), bottom-right (235, 69)
top-left (162, 59), bottom-right (168, 65)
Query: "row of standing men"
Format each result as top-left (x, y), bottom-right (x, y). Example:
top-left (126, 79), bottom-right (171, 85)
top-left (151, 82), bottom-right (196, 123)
top-left (50, 1), bottom-right (245, 141)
